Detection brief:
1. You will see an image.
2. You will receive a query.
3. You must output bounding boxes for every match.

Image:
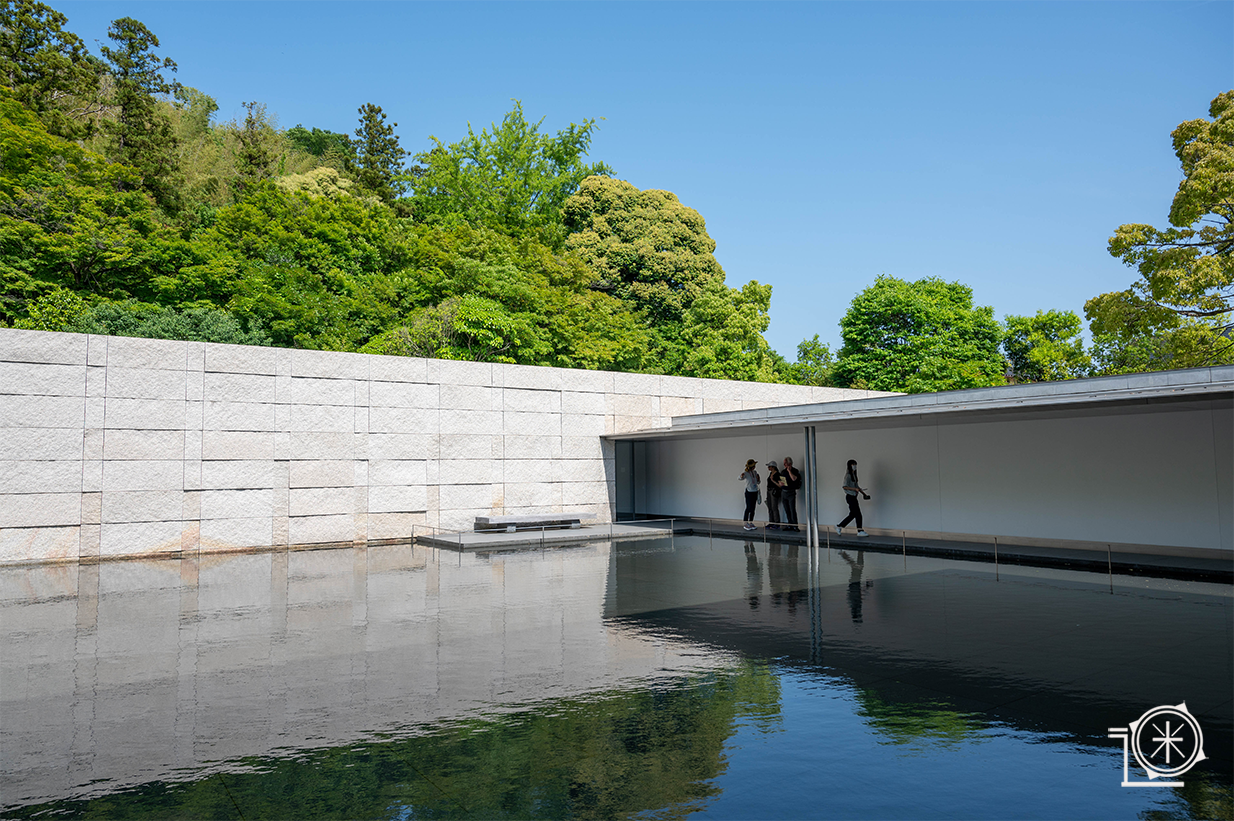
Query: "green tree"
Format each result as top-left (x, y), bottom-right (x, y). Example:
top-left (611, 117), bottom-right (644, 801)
top-left (1109, 90), bottom-right (1234, 321)
top-left (0, 0), bottom-right (101, 140)
top-left (0, 90), bottom-right (187, 320)
top-left (413, 101), bottom-right (611, 247)
top-left (169, 182), bottom-right (412, 349)
top-left (791, 334), bottom-right (836, 386)
top-left (285, 123), bottom-right (354, 165)
top-left (98, 16), bottom-right (180, 212)
top-left (1002, 309), bottom-right (1090, 383)
top-left (565, 174), bottom-right (774, 373)
top-left (351, 102), bottom-right (407, 204)
top-left (1084, 290), bottom-right (1231, 375)
top-left (833, 276), bottom-right (1004, 393)
top-left (233, 100), bottom-right (275, 196)
top-left (363, 224), bottom-right (649, 370)
top-left (675, 278), bottom-right (779, 381)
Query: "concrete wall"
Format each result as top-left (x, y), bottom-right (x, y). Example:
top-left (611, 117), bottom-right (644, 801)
top-left (0, 328), bottom-right (873, 564)
top-left (640, 403), bottom-right (1234, 552)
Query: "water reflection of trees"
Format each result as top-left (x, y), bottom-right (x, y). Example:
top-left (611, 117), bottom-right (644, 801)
top-left (1141, 770), bottom-right (1234, 821)
top-left (7, 663), bottom-right (782, 821)
top-left (854, 689), bottom-right (988, 753)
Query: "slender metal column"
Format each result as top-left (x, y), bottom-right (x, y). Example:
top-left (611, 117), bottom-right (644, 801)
top-left (803, 427), bottom-right (814, 547)
top-left (808, 425), bottom-right (820, 548)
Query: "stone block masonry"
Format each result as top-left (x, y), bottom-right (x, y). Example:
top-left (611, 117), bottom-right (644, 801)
top-left (0, 328), bottom-right (876, 564)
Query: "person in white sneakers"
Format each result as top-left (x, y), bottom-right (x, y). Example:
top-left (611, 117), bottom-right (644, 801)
top-left (740, 459), bottom-right (761, 530)
top-left (836, 459), bottom-right (870, 537)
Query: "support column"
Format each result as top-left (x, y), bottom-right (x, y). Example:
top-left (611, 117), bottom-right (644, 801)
top-left (804, 426), bottom-right (818, 547)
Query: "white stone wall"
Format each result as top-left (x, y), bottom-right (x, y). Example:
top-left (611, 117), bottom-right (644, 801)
top-left (0, 328), bottom-right (872, 563)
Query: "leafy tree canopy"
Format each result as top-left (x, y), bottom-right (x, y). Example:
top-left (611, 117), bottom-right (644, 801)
top-left (790, 335), bottom-right (836, 387)
top-left (833, 275), bottom-right (1004, 393)
top-left (351, 102), bottom-right (407, 205)
top-left (1084, 289), bottom-right (1232, 375)
top-left (675, 278), bottom-right (778, 381)
top-left (0, 89), bottom-right (190, 319)
top-left (1002, 309), bottom-right (1090, 383)
top-left (286, 123), bottom-right (353, 161)
top-left (99, 16), bottom-right (180, 212)
top-left (412, 101), bottom-right (611, 247)
top-left (1107, 90), bottom-right (1234, 321)
top-left (0, 0), bottom-right (100, 140)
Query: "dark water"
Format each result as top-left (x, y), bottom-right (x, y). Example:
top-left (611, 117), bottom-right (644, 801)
top-left (1, 537), bottom-right (1230, 820)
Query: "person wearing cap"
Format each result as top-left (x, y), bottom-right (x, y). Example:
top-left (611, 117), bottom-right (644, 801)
top-left (740, 459), bottom-right (761, 531)
top-left (765, 460), bottom-right (786, 530)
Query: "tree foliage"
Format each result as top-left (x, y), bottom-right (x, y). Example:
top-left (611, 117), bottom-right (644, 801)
top-left (562, 174), bottom-right (776, 374)
top-left (1085, 290), bottom-right (1231, 375)
top-left (1107, 91), bottom-right (1234, 321)
top-left (833, 276), bottom-right (1004, 393)
top-left (0, 0), bottom-right (100, 140)
top-left (0, 90), bottom-right (188, 319)
top-left (791, 335), bottom-right (836, 386)
top-left (1002, 309), bottom-right (1090, 383)
top-left (412, 101), bottom-right (611, 247)
top-left (98, 16), bottom-right (180, 212)
top-left (351, 102), bottom-right (407, 204)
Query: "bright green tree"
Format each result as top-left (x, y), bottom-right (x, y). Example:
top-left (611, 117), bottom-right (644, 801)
top-left (285, 123), bottom-right (354, 167)
top-left (1108, 90), bottom-right (1234, 320)
top-left (233, 100), bottom-right (276, 197)
top-left (833, 276), bottom-right (1004, 393)
top-left (0, 0), bottom-right (101, 140)
top-left (791, 334), bottom-right (836, 386)
top-left (1002, 309), bottom-right (1090, 383)
top-left (564, 174), bottom-right (759, 370)
top-left (413, 101), bottom-right (611, 247)
top-left (1084, 290), bottom-right (1230, 375)
top-left (167, 182), bottom-right (412, 349)
top-left (675, 278), bottom-right (779, 381)
top-left (363, 224), bottom-right (649, 370)
top-left (351, 102), bottom-right (407, 204)
top-left (98, 16), bottom-right (180, 212)
top-left (0, 90), bottom-right (188, 320)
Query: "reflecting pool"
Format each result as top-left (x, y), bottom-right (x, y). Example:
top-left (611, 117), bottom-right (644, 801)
top-left (1, 537), bottom-right (1230, 819)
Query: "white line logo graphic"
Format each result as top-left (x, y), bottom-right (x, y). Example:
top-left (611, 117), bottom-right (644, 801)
top-left (1108, 703), bottom-right (1207, 787)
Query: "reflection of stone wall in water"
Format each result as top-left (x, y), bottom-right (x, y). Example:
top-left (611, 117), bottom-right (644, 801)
top-left (0, 543), bottom-right (738, 809)
top-left (0, 327), bottom-right (870, 564)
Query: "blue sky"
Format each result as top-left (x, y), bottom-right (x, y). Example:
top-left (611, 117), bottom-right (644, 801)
top-left (55, 1), bottom-right (1234, 358)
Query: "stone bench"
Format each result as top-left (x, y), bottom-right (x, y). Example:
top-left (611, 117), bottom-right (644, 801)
top-left (474, 512), bottom-right (598, 533)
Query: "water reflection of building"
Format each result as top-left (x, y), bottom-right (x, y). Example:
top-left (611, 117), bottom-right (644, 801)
top-left (606, 537), bottom-right (1233, 774)
top-left (0, 543), bottom-right (735, 809)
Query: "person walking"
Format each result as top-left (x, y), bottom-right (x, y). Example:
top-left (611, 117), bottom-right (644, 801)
top-left (740, 459), bottom-right (761, 530)
top-left (765, 461), bottom-right (786, 530)
top-left (781, 457), bottom-right (801, 532)
top-left (836, 459), bottom-right (870, 537)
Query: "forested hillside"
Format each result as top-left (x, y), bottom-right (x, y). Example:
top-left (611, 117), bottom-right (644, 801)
top-left (2, 2), bottom-right (1229, 390)
top-left (0, 3), bottom-right (792, 382)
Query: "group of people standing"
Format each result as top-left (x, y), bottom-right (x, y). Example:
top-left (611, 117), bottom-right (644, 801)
top-left (740, 457), bottom-right (870, 537)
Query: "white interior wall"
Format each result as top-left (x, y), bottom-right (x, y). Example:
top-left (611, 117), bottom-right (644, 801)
top-left (641, 404), bottom-right (1233, 552)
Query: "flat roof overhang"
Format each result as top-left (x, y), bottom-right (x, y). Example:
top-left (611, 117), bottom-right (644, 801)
top-left (605, 365), bottom-right (1234, 441)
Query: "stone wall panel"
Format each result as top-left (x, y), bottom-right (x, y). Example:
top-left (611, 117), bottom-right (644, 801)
top-left (0, 328), bottom-right (871, 561)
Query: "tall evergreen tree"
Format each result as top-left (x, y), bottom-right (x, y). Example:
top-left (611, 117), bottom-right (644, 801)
top-left (234, 100), bottom-right (275, 198)
top-left (0, 0), bottom-right (101, 139)
top-left (99, 16), bottom-right (180, 212)
top-left (351, 102), bottom-right (407, 204)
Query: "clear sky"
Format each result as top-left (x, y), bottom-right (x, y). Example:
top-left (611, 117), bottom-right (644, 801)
top-left (54, 1), bottom-right (1234, 359)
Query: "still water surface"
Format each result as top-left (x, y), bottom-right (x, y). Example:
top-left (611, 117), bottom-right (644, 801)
top-left (1, 536), bottom-right (1230, 819)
